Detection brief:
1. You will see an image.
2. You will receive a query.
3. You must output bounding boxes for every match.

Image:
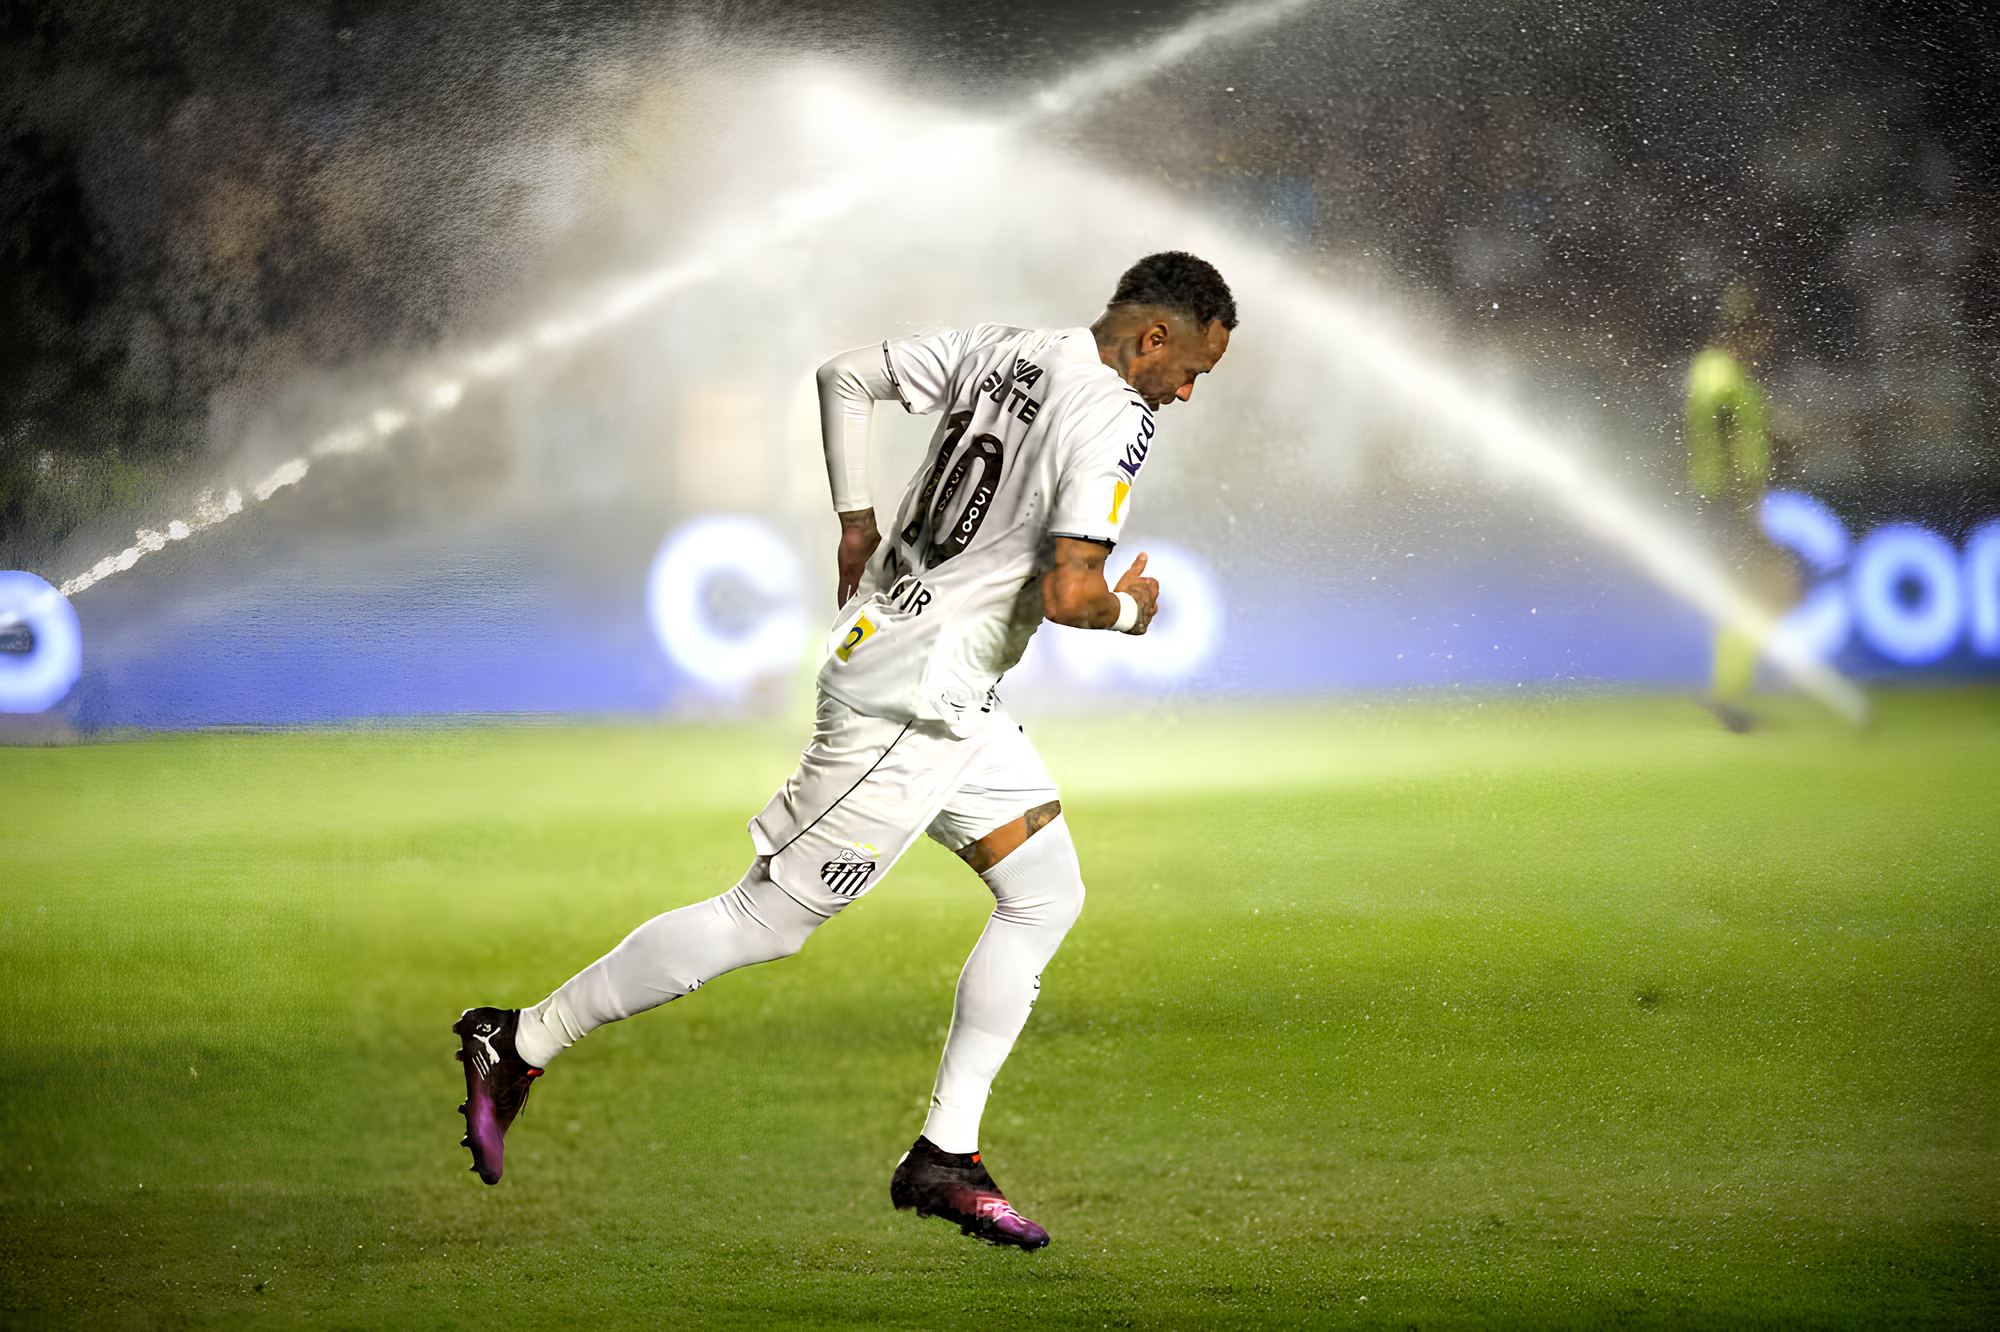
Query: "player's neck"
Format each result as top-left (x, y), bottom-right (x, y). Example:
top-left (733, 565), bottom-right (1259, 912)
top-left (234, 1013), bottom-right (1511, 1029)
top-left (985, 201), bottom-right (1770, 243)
top-left (1092, 330), bottom-right (1136, 387)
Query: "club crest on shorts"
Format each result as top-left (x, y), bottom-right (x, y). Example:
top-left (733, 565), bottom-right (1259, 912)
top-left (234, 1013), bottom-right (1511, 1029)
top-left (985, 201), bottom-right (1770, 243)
top-left (820, 845), bottom-right (877, 897)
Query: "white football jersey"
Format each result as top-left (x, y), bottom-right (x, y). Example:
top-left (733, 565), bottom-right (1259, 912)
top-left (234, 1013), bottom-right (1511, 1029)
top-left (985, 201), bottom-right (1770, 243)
top-left (819, 324), bottom-right (1157, 731)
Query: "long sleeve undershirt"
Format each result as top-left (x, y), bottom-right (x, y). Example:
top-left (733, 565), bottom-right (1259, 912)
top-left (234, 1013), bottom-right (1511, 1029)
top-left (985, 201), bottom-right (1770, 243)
top-left (815, 344), bottom-right (905, 513)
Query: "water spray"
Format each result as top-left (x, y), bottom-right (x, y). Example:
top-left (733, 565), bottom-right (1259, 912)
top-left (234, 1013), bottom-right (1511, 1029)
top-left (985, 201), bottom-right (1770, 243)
top-left (47, 0), bottom-right (1867, 724)
top-left (1258, 275), bottom-right (1870, 724)
top-left (55, 0), bottom-right (1315, 602)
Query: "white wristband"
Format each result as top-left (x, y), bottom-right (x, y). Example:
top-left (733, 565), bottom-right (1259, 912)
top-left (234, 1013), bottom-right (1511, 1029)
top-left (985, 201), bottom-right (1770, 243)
top-left (1110, 591), bottom-right (1140, 633)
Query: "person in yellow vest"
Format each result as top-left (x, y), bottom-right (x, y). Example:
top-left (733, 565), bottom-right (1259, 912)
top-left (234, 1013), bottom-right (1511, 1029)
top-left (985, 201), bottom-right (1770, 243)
top-left (1685, 281), bottom-right (1795, 731)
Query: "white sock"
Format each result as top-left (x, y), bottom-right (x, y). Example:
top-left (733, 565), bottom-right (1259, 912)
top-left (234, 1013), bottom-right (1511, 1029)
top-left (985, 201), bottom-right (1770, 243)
top-left (921, 815), bottom-right (1086, 1153)
top-left (513, 857), bottom-right (824, 1069)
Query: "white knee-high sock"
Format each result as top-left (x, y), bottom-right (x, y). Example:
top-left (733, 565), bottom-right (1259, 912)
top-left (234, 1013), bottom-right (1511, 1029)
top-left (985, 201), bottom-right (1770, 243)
top-left (514, 857), bottom-right (824, 1068)
top-left (921, 815), bottom-right (1086, 1153)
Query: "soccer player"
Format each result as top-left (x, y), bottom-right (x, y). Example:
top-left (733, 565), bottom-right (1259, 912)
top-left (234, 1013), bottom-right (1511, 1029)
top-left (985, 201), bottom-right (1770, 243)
top-left (1685, 278), bottom-right (1794, 732)
top-left (454, 251), bottom-right (1236, 1250)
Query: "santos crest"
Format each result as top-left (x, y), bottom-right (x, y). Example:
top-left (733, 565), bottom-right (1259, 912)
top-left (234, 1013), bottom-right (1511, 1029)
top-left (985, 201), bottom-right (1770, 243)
top-left (820, 846), bottom-right (877, 898)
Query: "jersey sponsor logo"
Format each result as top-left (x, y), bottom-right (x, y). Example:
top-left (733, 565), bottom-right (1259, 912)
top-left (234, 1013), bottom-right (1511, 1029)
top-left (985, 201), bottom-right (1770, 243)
top-left (901, 416), bottom-right (1006, 571)
top-left (979, 358), bottom-right (1044, 424)
top-left (820, 845), bottom-right (878, 897)
top-left (889, 576), bottom-right (933, 616)
top-left (901, 412), bottom-right (973, 547)
top-left (835, 615), bottom-right (876, 662)
top-left (926, 434), bottom-right (1002, 568)
top-left (1114, 412), bottom-right (1156, 481)
top-left (1107, 480), bottom-right (1131, 525)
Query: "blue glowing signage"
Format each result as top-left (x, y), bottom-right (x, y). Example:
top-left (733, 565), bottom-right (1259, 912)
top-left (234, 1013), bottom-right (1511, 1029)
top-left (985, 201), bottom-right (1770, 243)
top-left (1968, 525), bottom-right (2000, 658)
top-left (0, 571), bottom-right (84, 713)
top-left (645, 519), bottom-right (1224, 700)
top-left (1762, 492), bottom-right (2000, 667)
top-left (646, 514), bottom-right (805, 693)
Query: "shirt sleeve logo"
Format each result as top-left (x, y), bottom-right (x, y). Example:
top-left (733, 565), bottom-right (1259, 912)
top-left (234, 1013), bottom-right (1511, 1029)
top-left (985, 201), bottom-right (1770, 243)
top-left (1107, 480), bottom-right (1131, 524)
top-left (834, 615), bottom-right (875, 662)
top-left (1115, 411), bottom-right (1156, 481)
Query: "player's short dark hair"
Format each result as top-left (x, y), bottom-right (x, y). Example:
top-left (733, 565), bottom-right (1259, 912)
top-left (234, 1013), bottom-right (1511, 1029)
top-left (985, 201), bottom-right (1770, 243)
top-left (1108, 251), bottom-right (1238, 331)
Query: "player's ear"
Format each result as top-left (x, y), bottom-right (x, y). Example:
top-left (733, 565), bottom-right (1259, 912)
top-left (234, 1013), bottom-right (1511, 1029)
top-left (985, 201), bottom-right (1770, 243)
top-left (1143, 320), bottom-right (1172, 353)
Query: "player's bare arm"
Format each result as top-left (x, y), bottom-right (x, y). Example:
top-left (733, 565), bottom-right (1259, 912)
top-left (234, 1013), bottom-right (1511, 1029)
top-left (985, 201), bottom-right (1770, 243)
top-left (1043, 537), bottom-right (1158, 634)
top-left (836, 508), bottom-right (880, 604)
top-left (818, 344), bottom-right (892, 605)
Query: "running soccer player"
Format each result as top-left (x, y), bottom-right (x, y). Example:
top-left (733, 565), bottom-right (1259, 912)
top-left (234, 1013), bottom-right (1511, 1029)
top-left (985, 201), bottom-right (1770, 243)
top-left (454, 251), bottom-right (1236, 1250)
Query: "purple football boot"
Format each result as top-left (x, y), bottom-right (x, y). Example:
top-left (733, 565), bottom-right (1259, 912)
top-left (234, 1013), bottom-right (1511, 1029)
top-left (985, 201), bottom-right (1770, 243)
top-left (453, 1007), bottom-right (543, 1185)
top-left (891, 1136), bottom-right (1050, 1250)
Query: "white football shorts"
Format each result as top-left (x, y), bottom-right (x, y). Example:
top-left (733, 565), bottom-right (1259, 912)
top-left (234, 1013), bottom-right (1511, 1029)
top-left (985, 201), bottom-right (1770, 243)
top-left (748, 691), bottom-right (1061, 916)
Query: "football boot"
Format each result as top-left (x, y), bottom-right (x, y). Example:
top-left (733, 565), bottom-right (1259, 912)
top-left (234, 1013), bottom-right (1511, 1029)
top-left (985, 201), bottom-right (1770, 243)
top-left (453, 1007), bottom-right (543, 1185)
top-left (890, 1136), bottom-right (1049, 1250)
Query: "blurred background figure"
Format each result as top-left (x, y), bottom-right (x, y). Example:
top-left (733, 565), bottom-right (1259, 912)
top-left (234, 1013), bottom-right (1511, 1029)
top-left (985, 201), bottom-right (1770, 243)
top-left (1686, 279), bottom-right (1798, 730)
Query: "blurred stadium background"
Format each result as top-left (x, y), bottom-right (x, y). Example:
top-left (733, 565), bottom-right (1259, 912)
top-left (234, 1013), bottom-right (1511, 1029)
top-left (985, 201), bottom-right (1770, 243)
top-left (5, 6), bottom-right (1996, 1326)
top-left (3, 0), bottom-right (1994, 728)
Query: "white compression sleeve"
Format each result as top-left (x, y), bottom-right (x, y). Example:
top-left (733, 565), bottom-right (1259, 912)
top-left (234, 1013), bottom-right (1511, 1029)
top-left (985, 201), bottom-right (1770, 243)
top-left (514, 857), bottom-right (826, 1068)
top-left (815, 345), bottom-right (902, 513)
top-left (921, 815), bottom-right (1087, 1154)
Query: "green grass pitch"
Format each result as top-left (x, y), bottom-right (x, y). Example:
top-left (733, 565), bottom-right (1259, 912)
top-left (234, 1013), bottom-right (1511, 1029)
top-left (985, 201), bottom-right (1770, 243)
top-left (2, 689), bottom-right (1995, 1328)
